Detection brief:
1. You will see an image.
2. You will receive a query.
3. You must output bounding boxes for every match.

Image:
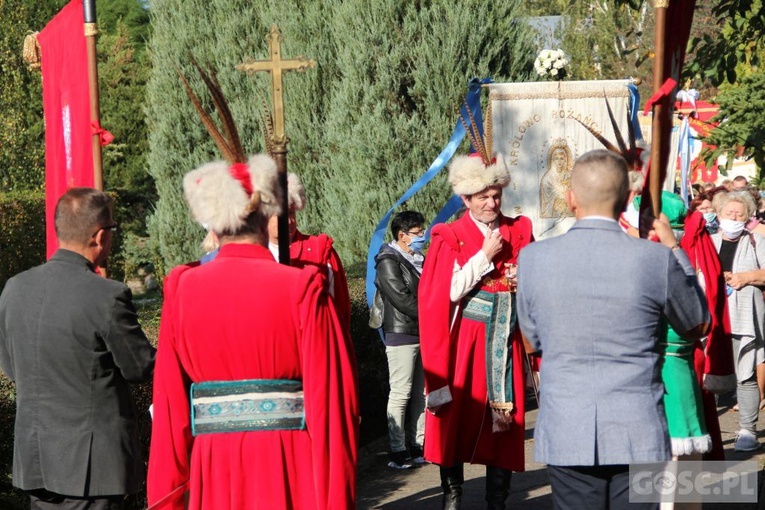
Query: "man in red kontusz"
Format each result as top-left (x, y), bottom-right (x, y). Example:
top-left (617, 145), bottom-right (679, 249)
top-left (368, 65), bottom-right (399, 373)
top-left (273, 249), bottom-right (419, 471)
top-left (266, 172), bottom-right (351, 337)
top-left (147, 155), bottom-right (359, 510)
top-left (419, 152), bottom-right (533, 510)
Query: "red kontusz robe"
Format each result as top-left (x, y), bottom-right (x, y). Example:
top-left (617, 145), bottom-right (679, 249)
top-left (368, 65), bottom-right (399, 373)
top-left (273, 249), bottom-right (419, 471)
top-left (289, 230), bottom-right (351, 337)
top-left (419, 213), bottom-right (533, 471)
top-left (147, 243), bottom-right (359, 510)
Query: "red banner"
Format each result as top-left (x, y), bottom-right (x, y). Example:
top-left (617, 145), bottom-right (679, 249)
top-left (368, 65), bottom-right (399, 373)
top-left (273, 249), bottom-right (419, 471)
top-left (38, 0), bottom-right (94, 258)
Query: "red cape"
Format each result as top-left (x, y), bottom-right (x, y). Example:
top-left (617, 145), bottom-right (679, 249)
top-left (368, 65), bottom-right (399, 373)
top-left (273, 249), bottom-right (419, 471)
top-left (419, 213), bottom-right (533, 471)
top-left (681, 211), bottom-right (734, 460)
top-left (291, 231), bottom-right (351, 338)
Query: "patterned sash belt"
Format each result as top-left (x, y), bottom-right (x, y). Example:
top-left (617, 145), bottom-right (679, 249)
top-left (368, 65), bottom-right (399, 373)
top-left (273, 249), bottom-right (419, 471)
top-left (190, 379), bottom-right (305, 436)
top-left (463, 289), bottom-right (517, 431)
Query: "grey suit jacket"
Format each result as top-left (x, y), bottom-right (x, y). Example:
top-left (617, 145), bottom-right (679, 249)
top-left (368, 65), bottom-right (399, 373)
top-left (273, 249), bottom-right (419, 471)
top-left (0, 249), bottom-right (155, 496)
top-left (517, 219), bottom-right (708, 466)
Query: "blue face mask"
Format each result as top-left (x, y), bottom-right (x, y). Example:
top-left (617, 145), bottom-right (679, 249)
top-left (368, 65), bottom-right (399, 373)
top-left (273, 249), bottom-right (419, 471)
top-left (408, 235), bottom-right (427, 252)
top-left (703, 211), bottom-right (717, 224)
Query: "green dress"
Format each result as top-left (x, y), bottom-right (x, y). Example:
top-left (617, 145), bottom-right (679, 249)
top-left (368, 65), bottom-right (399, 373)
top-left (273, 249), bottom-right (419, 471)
top-left (661, 323), bottom-right (711, 456)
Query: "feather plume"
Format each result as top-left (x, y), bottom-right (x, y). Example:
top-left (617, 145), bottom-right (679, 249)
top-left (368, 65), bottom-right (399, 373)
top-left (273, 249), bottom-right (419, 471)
top-left (485, 101), bottom-right (493, 158)
top-left (574, 116), bottom-right (621, 154)
top-left (176, 64), bottom-right (236, 163)
top-left (463, 101), bottom-right (490, 163)
top-left (187, 55), bottom-right (246, 163)
top-left (604, 93), bottom-right (627, 155)
top-left (193, 57), bottom-right (246, 163)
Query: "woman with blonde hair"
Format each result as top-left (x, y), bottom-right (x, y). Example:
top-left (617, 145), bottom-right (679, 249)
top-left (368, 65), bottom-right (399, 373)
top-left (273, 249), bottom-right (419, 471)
top-left (712, 190), bottom-right (765, 451)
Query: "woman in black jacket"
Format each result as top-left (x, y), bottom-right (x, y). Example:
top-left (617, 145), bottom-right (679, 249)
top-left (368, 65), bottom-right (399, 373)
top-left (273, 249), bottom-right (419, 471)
top-left (375, 211), bottom-right (427, 469)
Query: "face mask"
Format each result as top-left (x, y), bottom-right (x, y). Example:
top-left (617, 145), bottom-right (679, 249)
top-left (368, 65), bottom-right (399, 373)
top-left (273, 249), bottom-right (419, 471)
top-left (719, 219), bottom-right (746, 239)
top-left (408, 235), bottom-right (427, 252)
top-left (702, 211), bottom-right (717, 224)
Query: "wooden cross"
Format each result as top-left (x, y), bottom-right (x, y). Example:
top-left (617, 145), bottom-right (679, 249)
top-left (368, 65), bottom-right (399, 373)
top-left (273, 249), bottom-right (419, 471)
top-left (236, 25), bottom-right (316, 147)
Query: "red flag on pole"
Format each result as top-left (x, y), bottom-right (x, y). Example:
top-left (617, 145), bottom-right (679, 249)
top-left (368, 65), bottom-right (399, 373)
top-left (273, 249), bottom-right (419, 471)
top-left (38, 0), bottom-right (94, 259)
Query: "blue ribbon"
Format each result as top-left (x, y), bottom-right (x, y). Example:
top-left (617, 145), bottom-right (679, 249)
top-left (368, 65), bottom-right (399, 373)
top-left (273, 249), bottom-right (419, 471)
top-left (628, 83), bottom-right (643, 141)
top-left (365, 77), bottom-right (492, 308)
top-left (678, 116), bottom-right (692, 207)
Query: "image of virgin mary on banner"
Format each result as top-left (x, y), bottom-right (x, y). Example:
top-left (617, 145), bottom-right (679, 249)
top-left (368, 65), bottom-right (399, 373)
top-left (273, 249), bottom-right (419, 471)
top-left (488, 79), bottom-right (639, 239)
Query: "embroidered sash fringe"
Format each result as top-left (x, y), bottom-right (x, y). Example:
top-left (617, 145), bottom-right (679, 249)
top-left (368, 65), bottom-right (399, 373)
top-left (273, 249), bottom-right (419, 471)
top-left (190, 379), bottom-right (305, 435)
top-left (463, 289), bottom-right (516, 432)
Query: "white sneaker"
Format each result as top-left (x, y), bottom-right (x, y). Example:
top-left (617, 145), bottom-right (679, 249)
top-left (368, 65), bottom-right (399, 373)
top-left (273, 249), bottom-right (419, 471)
top-left (734, 429), bottom-right (761, 451)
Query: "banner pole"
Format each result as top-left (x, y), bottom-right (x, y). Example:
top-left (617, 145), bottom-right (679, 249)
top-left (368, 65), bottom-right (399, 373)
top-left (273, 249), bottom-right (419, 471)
top-left (641, 0), bottom-right (669, 237)
top-left (83, 0), bottom-right (103, 191)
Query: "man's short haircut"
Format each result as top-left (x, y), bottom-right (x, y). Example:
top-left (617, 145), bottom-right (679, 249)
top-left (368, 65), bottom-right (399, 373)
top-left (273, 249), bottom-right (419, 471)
top-left (54, 188), bottom-right (114, 245)
top-left (571, 150), bottom-right (630, 216)
top-left (733, 175), bottom-right (748, 185)
top-left (391, 210), bottom-right (426, 239)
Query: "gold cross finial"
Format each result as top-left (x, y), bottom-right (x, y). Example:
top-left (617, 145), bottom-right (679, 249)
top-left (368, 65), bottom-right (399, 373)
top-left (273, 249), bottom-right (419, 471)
top-left (236, 25), bottom-right (316, 146)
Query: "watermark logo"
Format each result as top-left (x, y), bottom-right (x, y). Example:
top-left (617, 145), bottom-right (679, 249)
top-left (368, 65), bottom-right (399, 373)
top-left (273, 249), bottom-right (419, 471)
top-left (629, 461), bottom-right (758, 503)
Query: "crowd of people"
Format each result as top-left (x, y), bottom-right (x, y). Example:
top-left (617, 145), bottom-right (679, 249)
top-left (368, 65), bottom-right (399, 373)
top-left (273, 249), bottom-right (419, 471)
top-left (0, 135), bottom-right (762, 509)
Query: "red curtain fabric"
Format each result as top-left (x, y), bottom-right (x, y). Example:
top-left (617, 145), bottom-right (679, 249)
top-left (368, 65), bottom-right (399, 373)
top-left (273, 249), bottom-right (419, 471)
top-left (38, 0), bottom-right (93, 258)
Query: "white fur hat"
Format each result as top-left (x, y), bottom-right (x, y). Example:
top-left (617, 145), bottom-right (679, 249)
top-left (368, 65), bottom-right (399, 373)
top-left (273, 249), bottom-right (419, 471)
top-left (448, 154), bottom-right (511, 196)
top-left (287, 173), bottom-right (307, 211)
top-left (183, 154), bottom-right (281, 234)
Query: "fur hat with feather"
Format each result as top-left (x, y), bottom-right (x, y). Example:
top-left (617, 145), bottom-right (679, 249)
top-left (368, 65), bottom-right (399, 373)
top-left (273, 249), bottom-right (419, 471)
top-left (449, 153), bottom-right (511, 196)
top-left (183, 155), bottom-right (281, 234)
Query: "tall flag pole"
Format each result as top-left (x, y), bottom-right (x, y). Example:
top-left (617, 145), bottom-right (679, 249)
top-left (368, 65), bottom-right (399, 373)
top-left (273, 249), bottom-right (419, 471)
top-left (641, 0), bottom-right (696, 233)
top-left (646, 1), bottom-right (669, 223)
top-left (83, 0), bottom-right (104, 191)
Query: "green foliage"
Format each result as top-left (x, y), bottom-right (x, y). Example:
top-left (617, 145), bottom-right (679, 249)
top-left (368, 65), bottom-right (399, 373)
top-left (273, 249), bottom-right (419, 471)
top-left (702, 70), bottom-right (765, 177)
top-left (553, 1), bottom-right (654, 99)
top-left (96, 0), bottom-right (150, 48)
top-left (0, 0), bottom-right (67, 192)
top-left (98, 20), bottom-right (155, 238)
top-left (686, 0), bottom-right (764, 86)
top-left (146, 0), bottom-right (536, 271)
top-left (0, 192), bottom-right (45, 293)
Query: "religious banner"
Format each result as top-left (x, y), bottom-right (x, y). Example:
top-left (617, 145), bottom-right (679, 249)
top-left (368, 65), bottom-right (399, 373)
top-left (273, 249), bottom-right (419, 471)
top-left (489, 79), bottom-right (639, 240)
top-left (37, 0), bottom-right (94, 258)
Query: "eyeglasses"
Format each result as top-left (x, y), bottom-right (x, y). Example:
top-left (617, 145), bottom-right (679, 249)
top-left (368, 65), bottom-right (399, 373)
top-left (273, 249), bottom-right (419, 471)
top-left (92, 223), bottom-right (119, 237)
top-left (405, 230), bottom-right (426, 237)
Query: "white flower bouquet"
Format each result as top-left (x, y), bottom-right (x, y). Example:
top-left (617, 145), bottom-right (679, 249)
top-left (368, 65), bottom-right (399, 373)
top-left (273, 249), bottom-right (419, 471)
top-left (534, 49), bottom-right (569, 81)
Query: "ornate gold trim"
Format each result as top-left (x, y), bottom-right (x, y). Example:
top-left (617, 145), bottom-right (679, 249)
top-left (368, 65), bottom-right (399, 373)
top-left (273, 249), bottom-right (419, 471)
top-left (84, 23), bottom-right (98, 37)
top-left (490, 90), bottom-right (630, 101)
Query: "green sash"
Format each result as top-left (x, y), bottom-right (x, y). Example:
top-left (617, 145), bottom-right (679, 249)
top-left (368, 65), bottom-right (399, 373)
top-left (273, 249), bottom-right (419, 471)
top-left (190, 379), bottom-right (305, 435)
top-left (463, 289), bottom-right (516, 429)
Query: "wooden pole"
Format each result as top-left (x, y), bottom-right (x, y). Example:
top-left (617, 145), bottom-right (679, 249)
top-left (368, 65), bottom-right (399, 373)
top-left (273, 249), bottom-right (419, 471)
top-left (83, 0), bottom-right (103, 191)
top-left (272, 147), bottom-right (290, 265)
top-left (642, 1), bottom-right (669, 235)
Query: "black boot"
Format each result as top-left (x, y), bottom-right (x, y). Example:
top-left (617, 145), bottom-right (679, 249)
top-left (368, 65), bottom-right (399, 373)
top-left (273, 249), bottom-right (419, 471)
top-left (439, 463), bottom-right (464, 510)
top-left (485, 465), bottom-right (512, 510)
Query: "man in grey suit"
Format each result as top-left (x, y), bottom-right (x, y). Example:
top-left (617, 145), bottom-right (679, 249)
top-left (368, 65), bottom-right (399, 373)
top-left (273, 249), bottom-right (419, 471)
top-left (516, 150), bottom-right (709, 510)
top-left (0, 188), bottom-right (156, 509)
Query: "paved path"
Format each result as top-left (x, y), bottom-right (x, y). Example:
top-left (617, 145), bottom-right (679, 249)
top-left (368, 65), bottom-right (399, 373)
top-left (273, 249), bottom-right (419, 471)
top-left (357, 398), bottom-right (765, 509)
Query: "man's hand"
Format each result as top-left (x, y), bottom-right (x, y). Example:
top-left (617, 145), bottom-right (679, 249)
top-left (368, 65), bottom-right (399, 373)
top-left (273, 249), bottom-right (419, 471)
top-left (481, 229), bottom-right (503, 261)
top-left (650, 214), bottom-right (679, 249)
